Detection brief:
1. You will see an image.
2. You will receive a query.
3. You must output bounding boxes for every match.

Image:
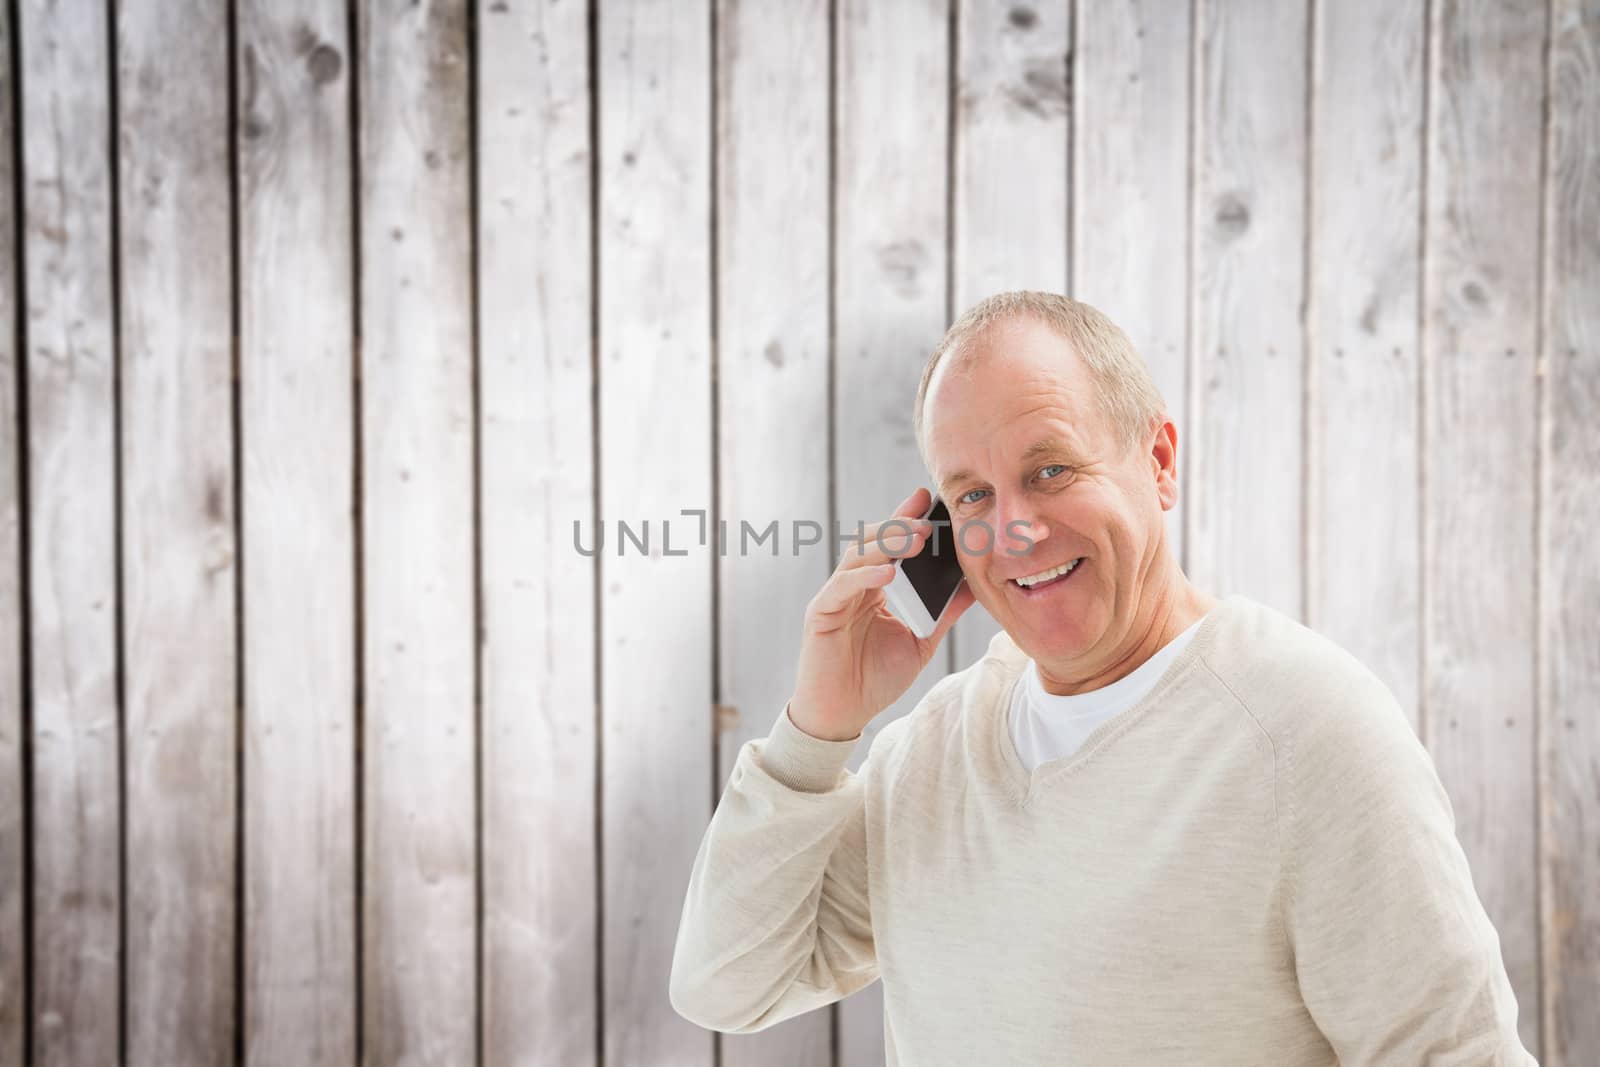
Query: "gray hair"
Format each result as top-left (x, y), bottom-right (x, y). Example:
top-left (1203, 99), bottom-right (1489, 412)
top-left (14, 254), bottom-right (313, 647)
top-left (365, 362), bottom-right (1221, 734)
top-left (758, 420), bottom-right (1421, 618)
top-left (913, 291), bottom-right (1169, 464)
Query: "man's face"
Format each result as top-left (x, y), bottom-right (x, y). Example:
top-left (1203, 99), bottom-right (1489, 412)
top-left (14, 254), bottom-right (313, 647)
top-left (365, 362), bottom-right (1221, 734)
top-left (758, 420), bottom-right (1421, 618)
top-left (923, 316), bottom-right (1177, 679)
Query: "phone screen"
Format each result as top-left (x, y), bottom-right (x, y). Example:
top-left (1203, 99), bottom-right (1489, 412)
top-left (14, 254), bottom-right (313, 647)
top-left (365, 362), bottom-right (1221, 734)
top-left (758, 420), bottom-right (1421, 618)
top-left (900, 496), bottom-right (965, 618)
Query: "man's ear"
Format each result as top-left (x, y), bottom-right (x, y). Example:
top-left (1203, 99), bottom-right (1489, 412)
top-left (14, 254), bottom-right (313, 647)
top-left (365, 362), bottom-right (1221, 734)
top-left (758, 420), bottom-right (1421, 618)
top-left (1150, 419), bottom-right (1179, 511)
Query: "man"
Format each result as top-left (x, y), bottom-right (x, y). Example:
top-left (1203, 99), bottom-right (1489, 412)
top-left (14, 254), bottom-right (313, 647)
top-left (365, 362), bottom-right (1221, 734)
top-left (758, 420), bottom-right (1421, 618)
top-left (669, 291), bottom-right (1534, 1065)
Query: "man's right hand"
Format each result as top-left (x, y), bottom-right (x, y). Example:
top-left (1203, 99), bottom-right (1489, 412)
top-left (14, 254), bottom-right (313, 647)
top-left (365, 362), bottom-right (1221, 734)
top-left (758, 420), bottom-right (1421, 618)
top-left (786, 486), bottom-right (977, 742)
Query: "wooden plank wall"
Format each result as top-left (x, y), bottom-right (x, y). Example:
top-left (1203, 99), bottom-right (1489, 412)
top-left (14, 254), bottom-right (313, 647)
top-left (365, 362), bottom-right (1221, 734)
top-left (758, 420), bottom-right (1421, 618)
top-left (1, 1), bottom-right (1596, 1065)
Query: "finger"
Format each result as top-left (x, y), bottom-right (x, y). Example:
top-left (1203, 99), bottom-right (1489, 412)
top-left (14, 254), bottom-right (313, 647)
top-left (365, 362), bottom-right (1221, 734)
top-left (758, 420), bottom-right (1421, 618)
top-left (843, 498), bottom-right (940, 557)
top-left (839, 489), bottom-right (931, 550)
top-left (810, 562), bottom-right (896, 617)
top-left (839, 489), bottom-right (934, 555)
top-left (845, 515), bottom-right (930, 552)
top-left (895, 485), bottom-right (932, 520)
top-left (837, 522), bottom-right (932, 570)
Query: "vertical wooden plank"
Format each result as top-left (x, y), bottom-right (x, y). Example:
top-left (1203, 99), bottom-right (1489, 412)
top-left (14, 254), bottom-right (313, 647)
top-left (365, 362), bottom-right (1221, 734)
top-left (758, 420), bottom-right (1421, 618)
top-left (356, 1), bottom-right (477, 1063)
top-left (947, 0), bottom-right (1070, 670)
top-left (1189, 0), bottom-right (1308, 618)
top-left (833, 0), bottom-right (948, 1062)
top-left (1309, 0), bottom-right (1424, 726)
top-left (236, 0), bottom-right (356, 1062)
top-left (17, 1), bottom-right (121, 1061)
top-left (476, 0), bottom-right (597, 1064)
top-left (1541, 3), bottom-right (1599, 1062)
top-left (714, 0), bottom-right (831, 1065)
top-left (116, 0), bottom-right (237, 1061)
top-left (951, 0), bottom-right (1069, 305)
top-left (0, 2), bottom-right (21, 1062)
top-left (1073, 0), bottom-right (1191, 574)
top-left (597, 1), bottom-right (713, 1062)
top-left (1424, 0), bottom-right (1544, 1053)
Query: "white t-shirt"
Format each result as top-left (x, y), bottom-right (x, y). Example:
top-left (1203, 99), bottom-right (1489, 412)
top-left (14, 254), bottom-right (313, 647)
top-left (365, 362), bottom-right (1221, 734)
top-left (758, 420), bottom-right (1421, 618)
top-left (1008, 613), bottom-right (1209, 772)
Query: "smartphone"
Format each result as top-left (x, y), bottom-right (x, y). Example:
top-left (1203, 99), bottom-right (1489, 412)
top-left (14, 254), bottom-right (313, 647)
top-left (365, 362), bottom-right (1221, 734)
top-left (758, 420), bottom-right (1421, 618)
top-left (882, 494), bottom-right (966, 639)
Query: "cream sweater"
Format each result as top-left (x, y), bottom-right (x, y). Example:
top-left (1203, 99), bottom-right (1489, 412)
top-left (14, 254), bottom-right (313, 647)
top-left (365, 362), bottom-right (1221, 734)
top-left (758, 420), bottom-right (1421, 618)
top-left (669, 594), bottom-right (1535, 1065)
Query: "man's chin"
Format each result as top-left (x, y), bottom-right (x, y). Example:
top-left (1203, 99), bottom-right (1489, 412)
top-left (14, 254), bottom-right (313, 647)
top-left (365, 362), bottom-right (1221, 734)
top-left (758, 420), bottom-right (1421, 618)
top-left (1001, 605), bottom-right (1100, 661)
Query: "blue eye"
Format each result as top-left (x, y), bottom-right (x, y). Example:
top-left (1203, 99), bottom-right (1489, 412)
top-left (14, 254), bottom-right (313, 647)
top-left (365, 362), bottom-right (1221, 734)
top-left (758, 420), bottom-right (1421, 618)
top-left (956, 465), bottom-right (1069, 506)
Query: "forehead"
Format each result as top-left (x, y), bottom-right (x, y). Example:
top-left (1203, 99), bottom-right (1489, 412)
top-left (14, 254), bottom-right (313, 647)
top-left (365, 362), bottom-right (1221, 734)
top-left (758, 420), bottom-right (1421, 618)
top-left (923, 317), bottom-right (1102, 487)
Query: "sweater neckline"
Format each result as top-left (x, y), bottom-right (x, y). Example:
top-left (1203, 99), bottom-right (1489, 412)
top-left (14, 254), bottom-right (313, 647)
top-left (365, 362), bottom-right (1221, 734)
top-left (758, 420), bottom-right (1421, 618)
top-left (982, 595), bottom-right (1246, 808)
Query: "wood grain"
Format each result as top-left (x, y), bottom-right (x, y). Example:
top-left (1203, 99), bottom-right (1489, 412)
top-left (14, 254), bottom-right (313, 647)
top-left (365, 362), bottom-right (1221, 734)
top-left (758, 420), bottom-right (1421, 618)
top-left (356, 1), bottom-right (478, 1063)
top-left (475, 0), bottom-right (597, 1064)
top-left (1189, 0), bottom-right (1308, 619)
top-left (714, 0), bottom-right (832, 1063)
top-left (1541, 3), bottom-right (1599, 1061)
top-left (1073, 0), bottom-right (1191, 576)
top-left (0, 2), bottom-right (21, 1061)
top-left (833, 0), bottom-right (950, 1062)
top-left (236, 0), bottom-right (357, 1062)
top-left (116, 0), bottom-right (238, 1061)
top-left (17, 1), bottom-right (121, 1060)
top-left (946, 0), bottom-right (1071, 672)
top-left (597, 2), bottom-right (714, 1063)
top-left (1423, 0), bottom-right (1545, 1053)
top-left (1309, 0), bottom-right (1424, 727)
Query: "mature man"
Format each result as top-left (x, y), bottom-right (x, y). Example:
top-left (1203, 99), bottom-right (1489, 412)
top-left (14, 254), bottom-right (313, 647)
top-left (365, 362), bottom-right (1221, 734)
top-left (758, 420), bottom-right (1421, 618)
top-left (669, 291), bottom-right (1533, 1064)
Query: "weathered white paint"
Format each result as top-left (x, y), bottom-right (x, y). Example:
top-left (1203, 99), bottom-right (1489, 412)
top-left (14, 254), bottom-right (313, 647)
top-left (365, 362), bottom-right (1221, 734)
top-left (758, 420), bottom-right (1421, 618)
top-left (714, 0), bottom-right (833, 1063)
top-left (1309, 0), bottom-right (1425, 732)
top-left (1542, 9), bottom-right (1600, 1061)
top-left (1189, 0), bottom-right (1308, 619)
top-left (116, 0), bottom-right (238, 1061)
top-left (17, 0), bottom-right (120, 1061)
top-left (597, 2), bottom-right (715, 1064)
top-left (476, 0), bottom-right (598, 1065)
top-left (356, 1), bottom-right (478, 1063)
top-left (1424, 0), bottom-right (1546, 1054)
top-left (0, 2), bottom-right (21, 1061)
top-left (236, 0), bottom-right (357, 1062)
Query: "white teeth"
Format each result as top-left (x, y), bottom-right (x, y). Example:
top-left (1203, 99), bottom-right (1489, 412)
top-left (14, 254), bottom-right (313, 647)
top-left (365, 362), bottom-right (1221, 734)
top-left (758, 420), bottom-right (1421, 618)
top-left (1015, 559), bottom-right (1082, 587)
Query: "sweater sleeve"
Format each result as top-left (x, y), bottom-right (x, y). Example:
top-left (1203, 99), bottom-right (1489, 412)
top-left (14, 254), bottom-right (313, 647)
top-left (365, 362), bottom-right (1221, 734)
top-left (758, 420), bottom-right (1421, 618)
top-left (1284, 676), bottom-right (1536, 1065)
top-left (668, 702), bottom-right (903, 1033)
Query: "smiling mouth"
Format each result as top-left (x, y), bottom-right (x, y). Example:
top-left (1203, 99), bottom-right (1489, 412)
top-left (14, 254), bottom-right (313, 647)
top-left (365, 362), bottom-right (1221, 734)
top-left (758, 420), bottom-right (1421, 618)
top-left (1010, 557), bottom-right (1085, 593)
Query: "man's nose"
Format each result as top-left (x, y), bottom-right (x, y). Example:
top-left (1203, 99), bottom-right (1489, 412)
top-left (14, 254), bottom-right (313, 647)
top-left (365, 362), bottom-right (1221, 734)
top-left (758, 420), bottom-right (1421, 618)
top-left (994, 494), bottom-right (1049, 557)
